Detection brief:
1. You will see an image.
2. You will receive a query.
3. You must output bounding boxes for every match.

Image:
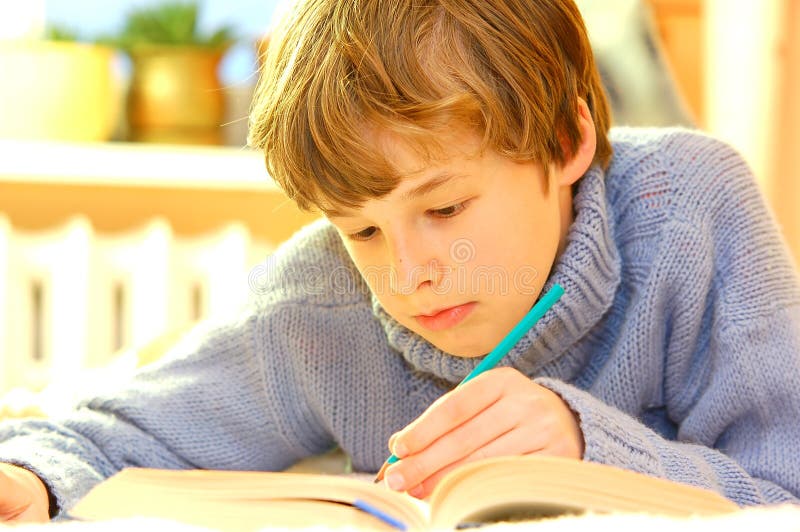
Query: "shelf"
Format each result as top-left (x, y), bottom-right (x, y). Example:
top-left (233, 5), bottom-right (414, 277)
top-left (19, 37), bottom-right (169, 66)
top-left (0, 140), bottom-right (320, 242)
top-left (0, 139), bottom-right (276, 191)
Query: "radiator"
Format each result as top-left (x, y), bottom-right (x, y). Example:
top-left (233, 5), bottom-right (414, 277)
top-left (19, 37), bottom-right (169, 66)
top-left (0, 214), bottom-right (273, 398)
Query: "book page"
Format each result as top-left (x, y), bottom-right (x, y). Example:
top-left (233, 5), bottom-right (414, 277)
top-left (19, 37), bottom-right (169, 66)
top-left (428, 455), bottom-right (738, 529)
top-left (70, 468), bottom-right (429, 531)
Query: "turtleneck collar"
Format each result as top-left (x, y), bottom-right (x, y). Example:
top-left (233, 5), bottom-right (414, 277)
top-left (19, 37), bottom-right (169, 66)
top-left (370, 165), bottom-right (622, 384)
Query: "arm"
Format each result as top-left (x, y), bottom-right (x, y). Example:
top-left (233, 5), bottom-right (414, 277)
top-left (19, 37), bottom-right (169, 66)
top-left (0, 303), bottom-right (336, 517)
top-left (540, 315), bottom-right (800, 508)
top-left (542, 134), bottom-right (800, 505)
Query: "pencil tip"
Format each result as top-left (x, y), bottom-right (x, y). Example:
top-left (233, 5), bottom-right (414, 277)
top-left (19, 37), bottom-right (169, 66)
top-left (373, 461), bottom-right (388, 483)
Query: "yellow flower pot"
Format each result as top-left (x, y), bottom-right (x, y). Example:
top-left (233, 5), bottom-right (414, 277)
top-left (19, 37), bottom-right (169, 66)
top-left (0, 41), bottom-right (121, 142)
top-left (126, 46), bottom-right (226, 145)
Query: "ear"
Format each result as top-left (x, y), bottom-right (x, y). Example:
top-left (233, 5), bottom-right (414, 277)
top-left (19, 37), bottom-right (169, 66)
top-left (557, 98), bottom-right (597, 187)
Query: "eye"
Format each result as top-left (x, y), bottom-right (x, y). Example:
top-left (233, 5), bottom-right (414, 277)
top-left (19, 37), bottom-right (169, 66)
top-left (347, 226), bottom-right (378, 242)
top-left (428, 201), bottom-right (467, 218)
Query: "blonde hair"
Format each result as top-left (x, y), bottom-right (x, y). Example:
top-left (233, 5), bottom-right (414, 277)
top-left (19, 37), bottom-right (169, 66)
top-left (249, 0), bottom-right (612, 212)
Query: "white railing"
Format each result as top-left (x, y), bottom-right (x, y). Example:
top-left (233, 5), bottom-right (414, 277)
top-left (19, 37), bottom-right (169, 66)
top-left (0, 140), bottom-right (317, 408)
top-left (0, 213), bottom-right (273, 396)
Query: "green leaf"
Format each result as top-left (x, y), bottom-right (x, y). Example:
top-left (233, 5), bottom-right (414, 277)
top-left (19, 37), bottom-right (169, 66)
top-left (44, 25), bottom-right (81, 42)
top-left (101, 1), bottom-right (237, 51)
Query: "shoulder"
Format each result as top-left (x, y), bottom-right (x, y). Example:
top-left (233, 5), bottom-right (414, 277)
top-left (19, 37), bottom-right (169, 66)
top-left (607, 127), bottom-right (755, 221)
top-left (606, 127), bottom-right (799, 318)
top-left (248, 218), bottom-right (370, 309)
top-left (609, 125), bottom-right (738, 158)
top-left (603, 127), bottom-right (762, 238)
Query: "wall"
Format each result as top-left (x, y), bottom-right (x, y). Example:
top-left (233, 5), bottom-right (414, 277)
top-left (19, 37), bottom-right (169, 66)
top-left (703, 0), bottom-right (783, 194)
top-left (772, 0), bottom-right (800, 266)
top-left (703, 0), bottom-right (799, 265)
top-left (654, 0), bottom-right (798, 264)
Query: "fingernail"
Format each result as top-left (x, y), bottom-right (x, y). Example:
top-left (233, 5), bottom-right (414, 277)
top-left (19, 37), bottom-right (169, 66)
top-left (407, 484), bottom-right (425, 498)
top-left (386, 471), bottom-right (405, 491)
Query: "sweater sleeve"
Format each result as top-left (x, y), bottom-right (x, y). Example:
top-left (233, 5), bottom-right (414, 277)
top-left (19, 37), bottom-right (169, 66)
top-left (0, 303), bottom-right (335, 516)
top-left (539, 133), bottom-right (800, 506)
top-left (538, 325), bottom-right (800, 507)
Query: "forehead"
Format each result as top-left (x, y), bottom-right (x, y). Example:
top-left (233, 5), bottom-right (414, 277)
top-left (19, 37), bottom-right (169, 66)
top-left (371, 127), bottom-right (484, 178)
top-left (318, 126), bottom-right (487, 218)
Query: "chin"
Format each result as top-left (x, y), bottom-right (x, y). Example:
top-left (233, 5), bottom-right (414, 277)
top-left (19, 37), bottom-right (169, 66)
top-left (431, 338), bottom-right (489, 358)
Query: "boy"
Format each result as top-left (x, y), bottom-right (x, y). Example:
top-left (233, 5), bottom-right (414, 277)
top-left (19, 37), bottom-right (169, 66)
top-left (1, 0), bottom-right (799, 522)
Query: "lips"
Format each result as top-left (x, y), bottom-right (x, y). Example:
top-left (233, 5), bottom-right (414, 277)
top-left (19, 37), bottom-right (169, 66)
top-left (414, 302), bottom-right (477, 332)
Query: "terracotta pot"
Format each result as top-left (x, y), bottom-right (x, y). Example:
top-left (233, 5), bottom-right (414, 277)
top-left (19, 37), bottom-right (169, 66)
top-left (126, 46), bottom-right (226, 145)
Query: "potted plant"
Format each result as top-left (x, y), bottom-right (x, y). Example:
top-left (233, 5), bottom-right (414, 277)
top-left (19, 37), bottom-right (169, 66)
top-left (0, 25), bottom-right (121, 142)
top-left (103, 2), bottom-right (236, 145)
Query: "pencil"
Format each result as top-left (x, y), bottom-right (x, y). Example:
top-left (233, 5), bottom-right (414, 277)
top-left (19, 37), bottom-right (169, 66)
top-left (374, 283), bottom-right (565, 483)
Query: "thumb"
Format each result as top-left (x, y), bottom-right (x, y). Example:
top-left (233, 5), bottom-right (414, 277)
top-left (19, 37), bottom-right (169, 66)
top-left (0, 468), bottom-right (29, 518)
top-left (0, 465), bottom-right (50, 522)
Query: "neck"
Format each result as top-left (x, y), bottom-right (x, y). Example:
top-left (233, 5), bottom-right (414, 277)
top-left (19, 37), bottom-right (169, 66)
top-left (556, 184), bottom-right (575, 260)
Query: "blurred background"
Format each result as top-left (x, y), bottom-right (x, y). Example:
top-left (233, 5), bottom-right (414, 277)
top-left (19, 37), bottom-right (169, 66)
top-left (0, 0), bottom-right (798, 417)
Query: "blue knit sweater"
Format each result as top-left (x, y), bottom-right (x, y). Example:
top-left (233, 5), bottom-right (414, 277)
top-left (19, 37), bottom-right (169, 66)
top-left (1, 128), bottom-right (799, 515)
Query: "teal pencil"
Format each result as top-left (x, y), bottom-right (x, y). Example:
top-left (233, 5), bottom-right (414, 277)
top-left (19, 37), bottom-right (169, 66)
top-left (374, 283), bottom-right (565, 482)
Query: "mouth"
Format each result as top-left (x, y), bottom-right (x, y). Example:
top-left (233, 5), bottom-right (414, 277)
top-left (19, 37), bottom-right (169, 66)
top-left (414, 302), bottom-right (477, 332)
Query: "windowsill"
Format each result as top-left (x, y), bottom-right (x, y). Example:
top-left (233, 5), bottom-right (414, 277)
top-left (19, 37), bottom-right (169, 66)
top-left (0, 139), bottom-right (276, 191)
top-left (0, 139), bottom-right (319, 242)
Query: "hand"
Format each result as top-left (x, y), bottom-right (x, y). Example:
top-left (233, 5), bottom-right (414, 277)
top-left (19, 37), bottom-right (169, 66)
top-left (0, 463), bottom-right (50, 522)
top-left (383, 367), bottom-right (584, 499)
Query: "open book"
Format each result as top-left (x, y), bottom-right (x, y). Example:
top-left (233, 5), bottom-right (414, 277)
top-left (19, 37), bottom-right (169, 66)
top-left (69, 455), bottom-right (738, 531)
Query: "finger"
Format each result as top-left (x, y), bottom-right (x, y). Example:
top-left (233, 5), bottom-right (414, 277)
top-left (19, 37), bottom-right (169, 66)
top-left (387, 394), bottom-right (521, 491)
top-left (409, 425), bottom-right (551, 499)
top-left (0, 465), bottom-right (49, 523)
top-left (392, 368), bottom-right (515, 458)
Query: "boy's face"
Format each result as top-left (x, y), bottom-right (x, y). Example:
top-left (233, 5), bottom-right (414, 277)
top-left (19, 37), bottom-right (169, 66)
top-left (328, 131), bottom-right (573, 357)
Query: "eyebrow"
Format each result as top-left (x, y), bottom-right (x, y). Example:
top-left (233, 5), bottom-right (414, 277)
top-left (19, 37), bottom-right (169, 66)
top-left (323, 172), bottom-right (466, 219)
top-left (400, 172), bottom-right (467, 201)
top-left (322, 207), bottom-right (349, 218)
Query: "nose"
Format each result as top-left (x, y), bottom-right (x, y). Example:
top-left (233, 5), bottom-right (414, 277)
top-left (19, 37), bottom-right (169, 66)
top-left (386, 229), bottom-right (438, 295)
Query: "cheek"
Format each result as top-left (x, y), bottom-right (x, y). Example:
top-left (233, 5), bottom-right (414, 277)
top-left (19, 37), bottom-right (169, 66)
top-left (468, 203), bottom-right (559, 287)
top-left (345, 246), bottom-right (401, 305)
top-left (342, 243), bottom-right (378, 289)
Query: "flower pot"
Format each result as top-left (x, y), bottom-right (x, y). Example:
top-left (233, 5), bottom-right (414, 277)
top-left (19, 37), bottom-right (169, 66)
top-left (0, 41), bottom-right (121, 142)
top-left (126, 46), bottom-right (226, 145)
